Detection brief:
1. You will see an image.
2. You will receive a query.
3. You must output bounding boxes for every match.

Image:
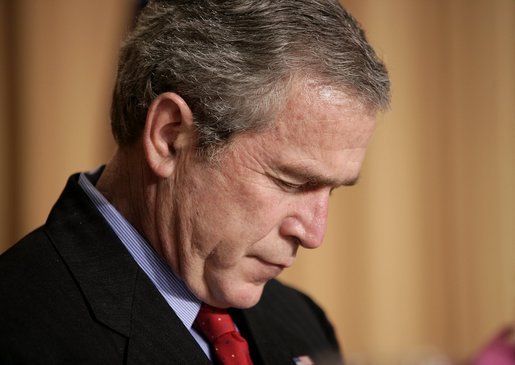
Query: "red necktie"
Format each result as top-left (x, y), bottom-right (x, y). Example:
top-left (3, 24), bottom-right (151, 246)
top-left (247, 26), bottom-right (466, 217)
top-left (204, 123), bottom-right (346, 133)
top-left (194, 303), bottom-right (254, 365)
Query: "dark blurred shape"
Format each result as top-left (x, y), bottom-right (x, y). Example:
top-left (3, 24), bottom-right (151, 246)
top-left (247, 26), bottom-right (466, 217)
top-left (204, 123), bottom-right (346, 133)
top-left (472, 327), bottom-right (515, 365)
top-left (133, 0), bottom-right (149, 28)
top-left (137, 0), bottom-right (148, 12)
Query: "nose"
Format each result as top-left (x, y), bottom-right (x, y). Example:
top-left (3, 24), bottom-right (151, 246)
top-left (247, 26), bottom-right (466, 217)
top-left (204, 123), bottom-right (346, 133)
top-left (279, 190), bottom-right (329, 249)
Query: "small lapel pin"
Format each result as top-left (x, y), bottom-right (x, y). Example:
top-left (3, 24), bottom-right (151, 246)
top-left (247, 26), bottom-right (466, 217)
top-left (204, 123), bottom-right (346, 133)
top-left (293, 355), bottom-right (315, 365)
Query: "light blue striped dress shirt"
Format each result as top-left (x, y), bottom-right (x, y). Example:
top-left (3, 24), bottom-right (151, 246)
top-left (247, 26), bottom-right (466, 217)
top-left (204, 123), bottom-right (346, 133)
top-left (78, 171), bottom-right (211, 359)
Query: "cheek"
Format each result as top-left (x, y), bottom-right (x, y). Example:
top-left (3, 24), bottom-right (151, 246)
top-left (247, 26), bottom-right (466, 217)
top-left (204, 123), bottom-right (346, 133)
top-left (184, 156), bottom-right (289, 256)
top-left (206, 240), bottom-right (247, 269)
top-left (194, 184), bottom-right (286, 261)
top-left (205, 172), bottom-right (275, 227)
top-left (228, 182), bottom-right (287, 240)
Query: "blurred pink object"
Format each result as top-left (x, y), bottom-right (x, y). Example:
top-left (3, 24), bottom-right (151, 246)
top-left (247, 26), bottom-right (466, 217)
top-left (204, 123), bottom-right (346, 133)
top-left (472, 327), bottom-right (515, 365)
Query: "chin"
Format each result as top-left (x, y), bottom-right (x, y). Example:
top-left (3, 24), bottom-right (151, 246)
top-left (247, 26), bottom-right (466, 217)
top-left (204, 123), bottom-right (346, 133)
top-left (211, 281), bottom-right (266, 309)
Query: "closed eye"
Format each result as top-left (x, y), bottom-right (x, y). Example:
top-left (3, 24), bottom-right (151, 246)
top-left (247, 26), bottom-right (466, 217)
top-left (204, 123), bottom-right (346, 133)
top-left (275, 178), bottom-right (304, 191)
top-left (268, 175), bottom-right (301, 191)
top-left (272, 176), bottom-right (321, 193)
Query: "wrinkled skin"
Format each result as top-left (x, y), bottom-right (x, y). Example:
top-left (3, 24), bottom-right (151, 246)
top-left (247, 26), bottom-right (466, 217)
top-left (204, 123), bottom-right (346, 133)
top-left (155, 85), bottom-right (376, 308)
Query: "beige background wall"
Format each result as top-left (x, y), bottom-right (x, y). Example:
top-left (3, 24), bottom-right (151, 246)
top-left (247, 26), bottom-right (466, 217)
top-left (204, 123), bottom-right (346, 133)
top-left (1, 1), bottom-right (514, 364)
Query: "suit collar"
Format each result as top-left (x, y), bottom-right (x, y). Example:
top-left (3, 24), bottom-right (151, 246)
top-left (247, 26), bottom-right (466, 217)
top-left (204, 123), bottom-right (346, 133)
top-left (126, 270), bottom-right (210, 364)
top-left (45, 173), bottom-right (137, 336)
top-left (44, 174), bottom-right (210, 364)
top-left (78, 171), bottom-right (203, 331)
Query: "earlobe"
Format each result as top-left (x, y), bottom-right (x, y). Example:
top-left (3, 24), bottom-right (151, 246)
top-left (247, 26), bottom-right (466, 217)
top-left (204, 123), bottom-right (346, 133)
top-left (143, 92), bottom-right (194, 178)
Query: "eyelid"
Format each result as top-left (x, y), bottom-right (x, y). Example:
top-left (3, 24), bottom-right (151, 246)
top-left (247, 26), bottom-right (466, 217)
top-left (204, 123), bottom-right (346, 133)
top-left (271, 176), bottom-right (303, 191)
top-left (278, 179), bottom-right (304, 190)
top-left (274, 176), bottom-right (323, 192)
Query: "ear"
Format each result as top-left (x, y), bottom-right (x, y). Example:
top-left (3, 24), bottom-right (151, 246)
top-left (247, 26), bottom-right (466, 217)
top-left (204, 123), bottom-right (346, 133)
top-left (142, 92), bottom-right (195, 178)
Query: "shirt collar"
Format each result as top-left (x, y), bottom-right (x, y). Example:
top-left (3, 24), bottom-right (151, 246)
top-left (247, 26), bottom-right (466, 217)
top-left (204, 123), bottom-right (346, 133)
top-left (78, 170), bottom-right (202, 329)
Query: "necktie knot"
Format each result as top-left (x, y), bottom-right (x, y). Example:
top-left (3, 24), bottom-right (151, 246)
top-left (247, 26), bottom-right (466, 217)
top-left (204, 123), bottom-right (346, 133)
top-left (195, 304), bottom-right (237, 341)
top-left (194, 303), bottom-right (254, 365)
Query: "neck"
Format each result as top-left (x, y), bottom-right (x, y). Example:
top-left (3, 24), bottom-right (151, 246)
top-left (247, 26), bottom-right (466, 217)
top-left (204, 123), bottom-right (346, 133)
top-left (95, 144), bottom-right (162, 256)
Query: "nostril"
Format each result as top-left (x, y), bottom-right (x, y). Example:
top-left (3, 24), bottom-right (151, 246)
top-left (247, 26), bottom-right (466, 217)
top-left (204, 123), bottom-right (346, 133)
top-left (290, 236), bottom-right (302, 247)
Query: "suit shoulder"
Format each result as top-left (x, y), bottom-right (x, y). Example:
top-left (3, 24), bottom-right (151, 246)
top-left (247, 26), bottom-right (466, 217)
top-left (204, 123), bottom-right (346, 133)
top-left (263, 279), bottom-right (330, 317)
top-left (262, 279), bottom-right (342, 350)
top-left (268, 280), bottom-right (336, 326)
top-left (0, 225), bottom-right (74, 310)
top-left (0, 226), bottom-right (125, 363)
top-left (0, 227), bottom-right (54, 275)
top-left (241, 279), bottom-right (343, 364)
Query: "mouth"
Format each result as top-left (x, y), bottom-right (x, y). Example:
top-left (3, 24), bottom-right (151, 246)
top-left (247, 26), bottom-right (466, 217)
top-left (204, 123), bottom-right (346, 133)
top-left (255, 257), bottom-right (294, 270)
top-left (246, 256), bottom-right (295, 283)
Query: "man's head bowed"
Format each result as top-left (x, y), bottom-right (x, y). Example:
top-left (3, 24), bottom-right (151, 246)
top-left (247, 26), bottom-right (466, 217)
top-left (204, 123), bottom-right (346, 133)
top-left (110, 0), bottom-right (390, 157)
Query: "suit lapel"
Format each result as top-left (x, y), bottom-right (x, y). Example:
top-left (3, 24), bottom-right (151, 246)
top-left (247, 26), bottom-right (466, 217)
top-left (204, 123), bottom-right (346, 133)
top-left (234, 304), bottom-right (298, 364)
top-left (45, 174), bottom-right (210, 364)
top-left (46, 175), bottom-right (137, 337)
top-left (126, 270), bottom-right (211, 364)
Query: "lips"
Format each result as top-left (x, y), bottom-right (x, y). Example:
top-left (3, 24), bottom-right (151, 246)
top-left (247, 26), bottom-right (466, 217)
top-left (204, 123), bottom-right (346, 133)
top-left (244, 256), bottom-right (294, 283)
top-left (255, 257), bottom-right (294, 270)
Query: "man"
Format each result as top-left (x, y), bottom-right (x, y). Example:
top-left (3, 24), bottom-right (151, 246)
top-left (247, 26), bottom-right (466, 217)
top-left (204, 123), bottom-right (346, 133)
top-left (0, 0), bottom-right (389, 364)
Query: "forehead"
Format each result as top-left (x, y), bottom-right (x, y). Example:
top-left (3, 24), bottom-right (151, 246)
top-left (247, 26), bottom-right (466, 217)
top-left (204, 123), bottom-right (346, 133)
top-left (270, 83), bottom-right (375, 151)
top-left (224, 83), bottom-right (376, 186)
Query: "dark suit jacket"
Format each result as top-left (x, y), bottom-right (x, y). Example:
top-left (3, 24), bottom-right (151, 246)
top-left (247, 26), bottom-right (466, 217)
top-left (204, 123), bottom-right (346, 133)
top-left (0, 174), bottom-right (343, 364)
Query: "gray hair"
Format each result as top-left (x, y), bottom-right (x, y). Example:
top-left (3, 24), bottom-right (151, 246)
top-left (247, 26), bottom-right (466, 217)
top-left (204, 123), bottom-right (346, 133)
top-left (111, 0), bottom-right (390, 154)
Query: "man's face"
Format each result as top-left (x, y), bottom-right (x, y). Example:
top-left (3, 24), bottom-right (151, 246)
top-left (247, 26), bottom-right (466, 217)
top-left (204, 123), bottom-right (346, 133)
top-left (161, 84), bottom-right (376, 308)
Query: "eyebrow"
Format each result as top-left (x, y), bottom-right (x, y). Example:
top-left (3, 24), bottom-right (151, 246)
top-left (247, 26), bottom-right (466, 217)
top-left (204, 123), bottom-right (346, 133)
top-left (276, 164), bottom-right (360, 188)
